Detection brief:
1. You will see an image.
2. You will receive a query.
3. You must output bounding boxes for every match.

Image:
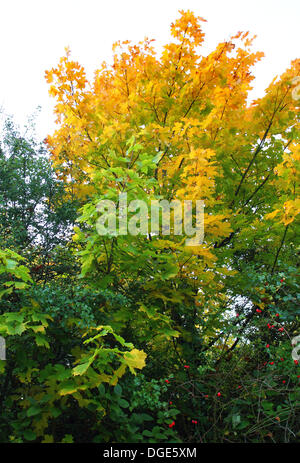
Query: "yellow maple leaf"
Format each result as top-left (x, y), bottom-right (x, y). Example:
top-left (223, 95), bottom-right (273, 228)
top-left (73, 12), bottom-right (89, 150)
top-left (123, 349), bottom-right (147, 374)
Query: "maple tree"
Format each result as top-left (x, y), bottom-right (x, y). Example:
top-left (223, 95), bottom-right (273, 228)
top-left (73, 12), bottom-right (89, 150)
top-left (44, 9), bottom-right (299, 346)
top-left (0, 10), bottom-right (299, 443)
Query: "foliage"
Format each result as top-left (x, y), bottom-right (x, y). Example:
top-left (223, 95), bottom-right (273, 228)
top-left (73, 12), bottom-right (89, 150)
top-left (0, 10), bottom-right (299, 443)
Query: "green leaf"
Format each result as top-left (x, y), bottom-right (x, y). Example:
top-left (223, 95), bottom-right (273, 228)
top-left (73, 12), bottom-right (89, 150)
top-left (61, 434), bottom-right (74, 443)
top-left (27, 405), bottom-right (42, 417)
top-left (34, 334), bottom-right (50, 349)
top-left (14, 282), bottom-right (28, 290)
top-left (142, 430), bottom-right (153, 437)
top-left (6, 322), bottom-right (27, 336)
top-left (114, 384), bottom-right (122, 396)
top-left (118, 398), bottom-right (129, 408)
top-left (24, 429), bottom-right (36, 441)
top-left (59, 381), bottom-right (78, 396)
top-left (72, 361), bottom-right (91, 376)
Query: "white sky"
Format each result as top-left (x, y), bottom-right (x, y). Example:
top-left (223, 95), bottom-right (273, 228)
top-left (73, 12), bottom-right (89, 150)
top-left (0, 0), bottom-right (299, 140)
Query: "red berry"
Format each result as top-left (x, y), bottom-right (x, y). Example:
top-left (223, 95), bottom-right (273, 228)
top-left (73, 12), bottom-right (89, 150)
top-left (282, 380), bottom-right (286, 384)
top-left (266, 344), bottom-right (270, 348)
top-left (184, 365), bottom-right (190, 369)
top-left (281, 358), bottom-right (284, 361)
top-left (169, 421), bottom-right (175, 428)
top-left (169, 401), bottom-right (173, 405)
top-left (217, 392), bottom-right (221, 397)
top-left (294, 360), bottom-right (299, 365)
top-left (165, 379), bottom-right (170, 383)
top-left (256, 309), bottom-right (262, 313)
top-left (269, 361), bottom-right (274, 365)
top-left (275, 313), bottom-right (279, 317)
top-left (278, 327), bottom-right (284, 332)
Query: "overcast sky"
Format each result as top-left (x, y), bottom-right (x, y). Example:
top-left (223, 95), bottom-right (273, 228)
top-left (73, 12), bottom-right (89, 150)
top-left (0, 0), bottom-right (299, 139)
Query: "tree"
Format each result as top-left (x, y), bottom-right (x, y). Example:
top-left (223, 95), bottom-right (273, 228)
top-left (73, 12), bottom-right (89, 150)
top-left (0, 117), bottom-right (80, 282)
top-left (42, 10), bottom-right (300, 441)
top-left (0, 10), bottom-right (299, 443)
